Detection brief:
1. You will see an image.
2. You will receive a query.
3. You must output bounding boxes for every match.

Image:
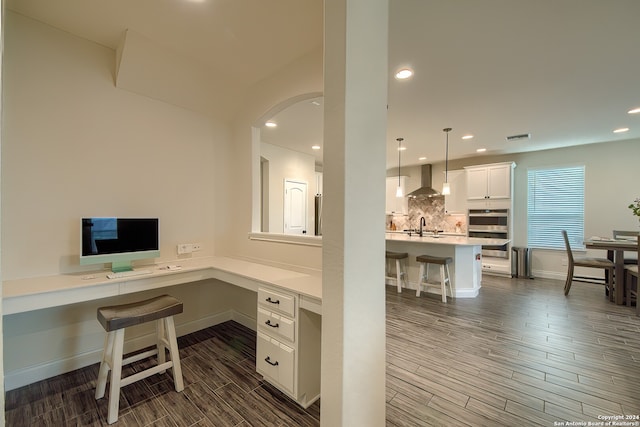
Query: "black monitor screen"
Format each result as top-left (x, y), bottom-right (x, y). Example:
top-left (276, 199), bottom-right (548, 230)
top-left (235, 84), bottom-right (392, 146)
top-left (81, 218), bottom-right (159, 256)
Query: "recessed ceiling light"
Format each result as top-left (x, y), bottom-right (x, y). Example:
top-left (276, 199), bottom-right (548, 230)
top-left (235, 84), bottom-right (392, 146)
top-left (265, 121), bottom-right (277, 128)
top-left (462, 135), bottom-right (474, 140)
top-left (476, 148), bottom-right (487, 153)
top-left (397, 146), bottom-right (407, 151)
top-left (628, 107), bottom-right (640, 114)
top-left (613, 127), bottom-right (629, 133)
top-left (311, 145), bottom-right (321, 150)
top-left (395, 68), bottom-right (414, 80)
top-left (418, 156), bottom-right (427, 161)
top-left (311, 100), bottom-right (321, 106)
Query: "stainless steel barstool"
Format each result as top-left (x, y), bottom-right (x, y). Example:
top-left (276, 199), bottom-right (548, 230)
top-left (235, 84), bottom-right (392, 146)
top-left (95, 294), bottom-right (184, 424)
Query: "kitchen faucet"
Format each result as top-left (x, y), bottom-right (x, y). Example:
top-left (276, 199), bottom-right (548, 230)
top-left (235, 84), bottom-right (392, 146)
top-left (419, 217), bottom-right (426, 237)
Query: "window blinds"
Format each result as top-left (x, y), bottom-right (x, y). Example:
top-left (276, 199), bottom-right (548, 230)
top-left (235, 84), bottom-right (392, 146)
top-left (527, 166), bottom-right (585, 249)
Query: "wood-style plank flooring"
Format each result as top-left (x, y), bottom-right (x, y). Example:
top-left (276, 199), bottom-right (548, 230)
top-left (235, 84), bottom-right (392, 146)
top-left (5, 275), bottom-right (640, 426)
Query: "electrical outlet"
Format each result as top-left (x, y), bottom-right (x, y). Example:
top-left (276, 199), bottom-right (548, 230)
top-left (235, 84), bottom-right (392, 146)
top-left (177, 243), bottom-right (193, 255)
top-left (192, 243), bottom-right (202, 252)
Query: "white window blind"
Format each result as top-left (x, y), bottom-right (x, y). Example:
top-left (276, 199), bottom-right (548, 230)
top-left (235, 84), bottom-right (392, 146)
top-left (527, 166), bottom-right (585, 249)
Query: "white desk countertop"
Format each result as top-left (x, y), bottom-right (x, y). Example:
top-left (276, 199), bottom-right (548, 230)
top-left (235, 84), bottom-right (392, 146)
top-left (3, 256), bottom-right (322, 316)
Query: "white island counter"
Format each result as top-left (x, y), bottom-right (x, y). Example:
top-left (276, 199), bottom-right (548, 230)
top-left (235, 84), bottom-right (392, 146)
top-left (385, 232), bottom-right (510, 298)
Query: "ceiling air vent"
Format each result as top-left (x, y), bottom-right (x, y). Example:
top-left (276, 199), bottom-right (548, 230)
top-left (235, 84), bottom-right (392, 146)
top-left (506, 133), bottom-right (531, 141)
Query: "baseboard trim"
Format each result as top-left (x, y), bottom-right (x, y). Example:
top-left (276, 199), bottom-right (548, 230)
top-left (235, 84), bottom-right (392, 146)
top-left (4, 309), bottom-right (256, 391)
top-left (386, 278), bottom-right (480, 299)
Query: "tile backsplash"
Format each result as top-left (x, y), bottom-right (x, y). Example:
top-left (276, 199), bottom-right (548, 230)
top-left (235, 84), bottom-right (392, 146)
top-left (386, 196), bottom-right (466, 233)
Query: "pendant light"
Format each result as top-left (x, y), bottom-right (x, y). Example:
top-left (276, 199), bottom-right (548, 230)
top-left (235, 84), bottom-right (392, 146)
top-left (442, 128), bottom-right (452, 195)
top-left (396, 137), bottom-right (404, 197)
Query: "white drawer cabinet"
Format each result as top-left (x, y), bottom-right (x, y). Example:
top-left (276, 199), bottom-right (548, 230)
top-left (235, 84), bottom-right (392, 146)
top-left (256, 286), bottom-right (320, 408)
top-left (258, 287), bottom-right (296, 317)
top-left (256, 331), bottom-right (295, 394)
top-left (257, 307), bottom-right (295, 342)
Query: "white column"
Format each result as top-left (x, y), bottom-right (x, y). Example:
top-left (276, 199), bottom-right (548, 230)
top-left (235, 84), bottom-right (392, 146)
top-left (321, 0), bottom-right (388, 426)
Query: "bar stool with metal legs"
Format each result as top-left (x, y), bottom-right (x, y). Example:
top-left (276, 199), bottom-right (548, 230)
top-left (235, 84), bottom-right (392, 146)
top-left (415, 254), bottom-right (453, 302)
top-left (386, 251), bottom-right (409, 292)
top-left (95, 294), bottom-right (184, 424)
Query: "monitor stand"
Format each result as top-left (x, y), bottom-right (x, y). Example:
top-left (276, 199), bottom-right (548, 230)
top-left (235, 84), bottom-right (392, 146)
top-left (111, 260), bottom-right (133, 273)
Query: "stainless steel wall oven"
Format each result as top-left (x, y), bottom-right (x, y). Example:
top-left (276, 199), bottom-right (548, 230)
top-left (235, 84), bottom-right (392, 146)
top-left (468, 209), bottom-right (510, 258)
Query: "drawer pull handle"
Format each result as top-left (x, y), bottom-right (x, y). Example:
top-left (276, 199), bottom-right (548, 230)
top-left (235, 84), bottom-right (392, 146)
top-left (265, 320), bottom-right (279, 328)
top-left (266, 297), bottom-right (280, 305)
top-left (265, 356), bottom-right (279, 366)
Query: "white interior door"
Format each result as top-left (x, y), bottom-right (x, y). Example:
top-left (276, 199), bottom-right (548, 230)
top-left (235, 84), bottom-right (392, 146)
top-left (284, 179), bottom-right (307, 235)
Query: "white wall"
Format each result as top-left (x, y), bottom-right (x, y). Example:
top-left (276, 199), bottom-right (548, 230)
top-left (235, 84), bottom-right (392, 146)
top-left (1, 12), bottom-right (250, 388)
top-left (2, 13), bottom-right (224, 279)
top-left (260, 142), bottom-right (316, 233)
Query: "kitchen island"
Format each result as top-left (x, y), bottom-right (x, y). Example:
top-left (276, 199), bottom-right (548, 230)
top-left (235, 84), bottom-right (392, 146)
top-left (386, 232), bottom-right (510, 298)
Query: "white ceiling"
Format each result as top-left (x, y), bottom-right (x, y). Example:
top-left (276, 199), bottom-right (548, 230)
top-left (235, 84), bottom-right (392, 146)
top-left (7, 0), bottom-right (640, 169)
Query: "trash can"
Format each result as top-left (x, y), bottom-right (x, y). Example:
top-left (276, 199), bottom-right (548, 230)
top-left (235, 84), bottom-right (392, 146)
top-left (511, 247), bottom-right (533, 279)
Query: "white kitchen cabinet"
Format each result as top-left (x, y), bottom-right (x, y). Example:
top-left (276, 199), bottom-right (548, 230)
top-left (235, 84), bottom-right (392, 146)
top-left (444, 169), bottom-right (467, 214)
top-left (465, 163), bottom-right (514, 200)
top-left (479, 256), bottom-right (511, 276)
top-left (256, 286), bottom-right (321, 408)
top-left (386, 176), bottom-right (409, 215)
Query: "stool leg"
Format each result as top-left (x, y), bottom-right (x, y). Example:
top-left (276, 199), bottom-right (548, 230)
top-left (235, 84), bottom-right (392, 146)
top-left (157, 318), bottom-right (166, 373)
top-left (164, 316), bottom-right (184, 391)
top-left (107, 328), bottom-right (125, 424)
top-left (416, 263), bottom-right (424, 297)
top-left (439, 264), bottom-right (447, 303)
top-left (395, 259), bottom-right (403, 293)
top-left (445, 264), bottom-right (452, 300)
top-left (95, 332), bottom-right (114, 399)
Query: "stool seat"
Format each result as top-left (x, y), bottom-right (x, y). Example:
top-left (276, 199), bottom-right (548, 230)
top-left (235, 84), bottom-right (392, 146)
top-left (385, 251), bottom-right (408, 260)
top-left (386, 251), bottom-right (409, 293)
top-left (416, 255), bottom-right (452, 265)
top-left (415, 255), bottom-right (452, 302)
top-left (98, 295), bottom-right (183, 331)
top-left (95, 294), bottom-right (184, 424)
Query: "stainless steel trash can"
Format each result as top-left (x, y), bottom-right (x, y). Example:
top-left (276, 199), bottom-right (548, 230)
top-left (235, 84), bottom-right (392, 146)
top-left (511, 247), bottom-right (533, 279)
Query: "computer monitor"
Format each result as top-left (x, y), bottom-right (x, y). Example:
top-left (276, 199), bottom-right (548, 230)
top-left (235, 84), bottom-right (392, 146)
top-left (80, 218), bottom-right (160, 272)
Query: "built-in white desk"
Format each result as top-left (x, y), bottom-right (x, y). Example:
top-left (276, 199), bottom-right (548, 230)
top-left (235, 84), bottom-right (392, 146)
top-left (3, 256), bottom-right (322, 316)
top-left (3, 256), bottom-right (322, 406)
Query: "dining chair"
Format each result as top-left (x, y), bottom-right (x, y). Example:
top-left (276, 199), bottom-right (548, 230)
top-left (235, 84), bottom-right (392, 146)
top-left (562, 230), bottom-right (615, 299)
top-left (625, 237), bottom-right (639, 315)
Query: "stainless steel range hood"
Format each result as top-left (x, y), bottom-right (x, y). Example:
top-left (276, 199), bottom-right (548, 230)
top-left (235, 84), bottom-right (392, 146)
top-left (406, 164), bottom-right (441, 197)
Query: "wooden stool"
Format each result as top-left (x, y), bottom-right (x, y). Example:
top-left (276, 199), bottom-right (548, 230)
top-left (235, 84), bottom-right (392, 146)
top-left (95, 295), bottom-right (184, 424)
top-left (386, 251), bottom-right (409, 293)
top-left (416, 255), bottom-right (453, 302)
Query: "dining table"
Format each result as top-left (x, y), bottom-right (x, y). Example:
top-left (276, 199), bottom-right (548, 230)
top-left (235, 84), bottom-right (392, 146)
top-left (584, 236), bottom-right (638, 305)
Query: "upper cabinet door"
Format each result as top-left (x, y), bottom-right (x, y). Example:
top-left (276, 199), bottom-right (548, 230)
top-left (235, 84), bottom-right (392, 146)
top-left (465, 163), bottom-right (514, 200)
top-left (386, 176), bottom-right (408, 215)
top-left (466, 168), bottom-right (489, 200)
top-left (486, 164), bottom-right (511, 199)
top-left (444, 169), bottom-right (467, 214)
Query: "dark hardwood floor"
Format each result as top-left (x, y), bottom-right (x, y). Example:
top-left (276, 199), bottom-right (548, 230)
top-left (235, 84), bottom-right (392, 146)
top-left (5, 275), bottom-right (640, 426)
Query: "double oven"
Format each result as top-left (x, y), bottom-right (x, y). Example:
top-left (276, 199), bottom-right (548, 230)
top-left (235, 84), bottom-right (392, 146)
top-left (468, 209), bottom-right (510, 258)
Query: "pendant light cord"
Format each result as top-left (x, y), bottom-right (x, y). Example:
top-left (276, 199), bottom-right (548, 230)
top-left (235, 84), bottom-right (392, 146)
top-left (443, 128), bottom-right (451, 182)
top-left (396, 137), bottom-right (403, 187)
